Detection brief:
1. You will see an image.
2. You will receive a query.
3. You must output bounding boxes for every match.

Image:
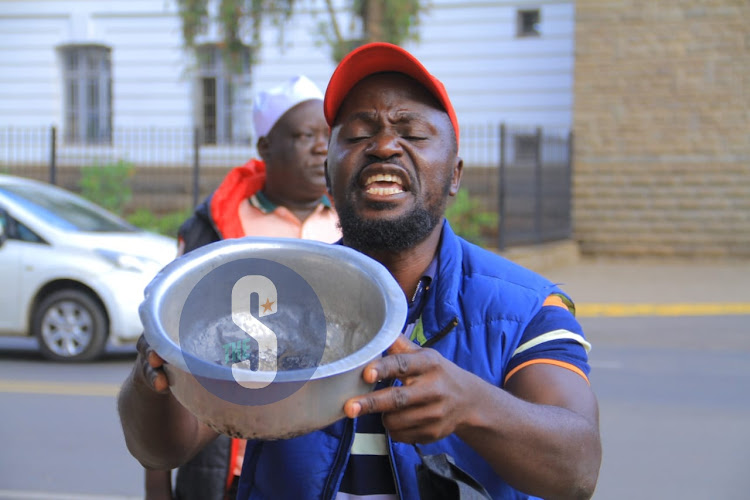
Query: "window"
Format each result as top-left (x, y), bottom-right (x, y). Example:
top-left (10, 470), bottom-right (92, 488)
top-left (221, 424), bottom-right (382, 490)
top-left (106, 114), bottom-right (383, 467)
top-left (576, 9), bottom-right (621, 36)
top-left (0, 206), bottom-right (44, 244)
top-left (514, 134), bottom-right (540, 164)
top-left (60, 45), bottom-right (112, 144)
top-left (197, 45), bottom-right (250, 145)
top-left (517, 9), bottom-right (540, 37)
top-left (13, 219), bottom-right (45, 244)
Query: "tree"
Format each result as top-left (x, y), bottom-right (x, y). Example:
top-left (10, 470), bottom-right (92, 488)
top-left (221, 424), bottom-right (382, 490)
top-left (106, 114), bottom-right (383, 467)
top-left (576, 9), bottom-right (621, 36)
top-left (176, 0), bottom-right (424, 70)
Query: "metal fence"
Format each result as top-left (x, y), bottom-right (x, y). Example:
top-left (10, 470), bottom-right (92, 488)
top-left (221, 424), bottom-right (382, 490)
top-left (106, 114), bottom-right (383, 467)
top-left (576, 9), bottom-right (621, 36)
top-left (0, 125), bottom-right (571, 249)
top-left (497, 124), bottom-right (573, 248)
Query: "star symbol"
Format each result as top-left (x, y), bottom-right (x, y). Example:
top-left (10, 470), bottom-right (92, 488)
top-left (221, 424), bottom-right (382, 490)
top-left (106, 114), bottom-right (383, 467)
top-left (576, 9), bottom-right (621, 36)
top-left (261, 298), bottom-right (275, 313)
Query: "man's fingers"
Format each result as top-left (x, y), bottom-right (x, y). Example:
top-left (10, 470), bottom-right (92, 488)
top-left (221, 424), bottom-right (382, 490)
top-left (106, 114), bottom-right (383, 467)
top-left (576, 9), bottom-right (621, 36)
top-left (365, 343), bottom-right (435, 384)
top-left (151, 371), bottom-right (170, 393)
top-left (361, 353), bottom-right (411, 385)
top-left (140, 360), bottom-right (169, 394)
top-left (343, 399), bottom-right (362, 419)
top-left (360, 335), bottom-right (421, 384)
top-left (345, 385), bottom-right (417, 418)
top-left (135, 333), bottom-right (169, 393)
top-left (344, 395), bottom-right (447, 444)
top-left (137, 334), bottom-right (165, 367)
top-left (147, 350), bottom-right (165, 369)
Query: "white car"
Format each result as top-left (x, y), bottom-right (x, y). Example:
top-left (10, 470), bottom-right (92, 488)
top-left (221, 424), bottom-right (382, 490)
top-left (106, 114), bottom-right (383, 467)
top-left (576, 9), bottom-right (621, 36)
top-left (0, 174), bottom-right (177, 361)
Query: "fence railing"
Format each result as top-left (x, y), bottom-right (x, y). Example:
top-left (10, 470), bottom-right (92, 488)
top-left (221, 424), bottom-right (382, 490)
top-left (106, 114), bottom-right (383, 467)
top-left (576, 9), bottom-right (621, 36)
top-left (0, 125), bottom-right (572, 249)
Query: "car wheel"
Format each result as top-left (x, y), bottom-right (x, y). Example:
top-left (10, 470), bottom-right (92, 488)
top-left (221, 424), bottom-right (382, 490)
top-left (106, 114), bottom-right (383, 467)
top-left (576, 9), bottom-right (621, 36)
top-left (33, 289), bottom-right (109, 362)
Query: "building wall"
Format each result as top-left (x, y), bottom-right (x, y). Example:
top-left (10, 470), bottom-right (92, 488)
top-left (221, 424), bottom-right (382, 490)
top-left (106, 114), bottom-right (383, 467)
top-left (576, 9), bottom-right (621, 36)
top-left (0, 0), bottom-right (574, 167)
top-left (0, 0), bottom-right (189, 129)
top-left (573, 0), bottom-right (750, 258)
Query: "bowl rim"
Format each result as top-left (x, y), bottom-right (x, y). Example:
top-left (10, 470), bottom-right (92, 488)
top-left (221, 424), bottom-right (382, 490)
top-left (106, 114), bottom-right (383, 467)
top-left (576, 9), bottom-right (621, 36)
top-left (139, 237), bottom-right (407, 383)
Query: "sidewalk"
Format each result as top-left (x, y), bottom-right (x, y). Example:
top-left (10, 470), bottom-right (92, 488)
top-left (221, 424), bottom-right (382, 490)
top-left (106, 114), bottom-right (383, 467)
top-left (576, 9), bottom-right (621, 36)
top-left (499, 241), bottom-right (750, 317)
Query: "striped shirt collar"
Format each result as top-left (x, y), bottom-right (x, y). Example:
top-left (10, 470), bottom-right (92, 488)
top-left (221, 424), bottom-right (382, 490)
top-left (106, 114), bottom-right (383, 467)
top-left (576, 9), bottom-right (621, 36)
top-left (249, 190), bottom-right (332, 214)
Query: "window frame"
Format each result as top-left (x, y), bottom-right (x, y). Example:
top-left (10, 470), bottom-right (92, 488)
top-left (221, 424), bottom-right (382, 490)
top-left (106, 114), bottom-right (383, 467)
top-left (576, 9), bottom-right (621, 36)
top-left (58, 44), bottom-right (113, 145)
top-left (196, 44), bottom-right (251, 145)
top-left (516, 9), bottom-right (541, 38)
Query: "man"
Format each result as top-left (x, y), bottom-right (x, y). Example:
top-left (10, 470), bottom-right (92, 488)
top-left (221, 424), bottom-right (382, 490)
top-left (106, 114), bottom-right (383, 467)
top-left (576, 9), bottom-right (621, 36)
top-left (178, 74), bottom-right (340, 253)
top-left (143, 75), bottom-right (341, 500)
top-left (120, 43), bottom-right (601, 500)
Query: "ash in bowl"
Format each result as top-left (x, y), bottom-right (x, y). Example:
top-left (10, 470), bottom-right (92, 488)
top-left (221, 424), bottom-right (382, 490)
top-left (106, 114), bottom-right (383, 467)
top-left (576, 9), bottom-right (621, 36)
top-left (176, 257), bottom-right (332, 405)
top-left (180, 306), bottom-right (327, 372)
top-left (180, 309), bottom-right (374, 374)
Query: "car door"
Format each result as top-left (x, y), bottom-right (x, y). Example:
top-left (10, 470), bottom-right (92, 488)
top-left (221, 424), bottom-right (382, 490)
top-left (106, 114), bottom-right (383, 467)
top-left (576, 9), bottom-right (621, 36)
top-left (0, 205), bottom-right (54, 334)
top-left (0, 205), bottom-right (25, 332)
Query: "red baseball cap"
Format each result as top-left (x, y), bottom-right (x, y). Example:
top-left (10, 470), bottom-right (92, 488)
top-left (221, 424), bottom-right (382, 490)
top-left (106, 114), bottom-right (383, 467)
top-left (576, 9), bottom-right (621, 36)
top-left (324, 42), bottom-right (459, 148)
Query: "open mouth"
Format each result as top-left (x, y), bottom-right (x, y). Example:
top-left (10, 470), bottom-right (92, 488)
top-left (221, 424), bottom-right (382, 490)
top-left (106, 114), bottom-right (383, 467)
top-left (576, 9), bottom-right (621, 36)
top-left (362, 172), bottom-right (407, 196)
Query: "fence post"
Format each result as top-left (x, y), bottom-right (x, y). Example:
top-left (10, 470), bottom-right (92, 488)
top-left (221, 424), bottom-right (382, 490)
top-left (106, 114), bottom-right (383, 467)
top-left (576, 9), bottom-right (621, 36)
top-left (497, 123), bottom-right (506, 250)
top-left (192, 127), bottom-right (200, 208)
top-left (565, 130), bottom-right (574, 239)
top-left (49, 125), bottom-right (57, 185)
top-left (534, 126), bottom-right (543, 243)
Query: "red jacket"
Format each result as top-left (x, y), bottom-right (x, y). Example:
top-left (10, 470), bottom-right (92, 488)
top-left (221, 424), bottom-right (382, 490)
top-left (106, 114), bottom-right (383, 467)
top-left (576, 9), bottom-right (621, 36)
top-left (178, 158), bottom-right (266, 251)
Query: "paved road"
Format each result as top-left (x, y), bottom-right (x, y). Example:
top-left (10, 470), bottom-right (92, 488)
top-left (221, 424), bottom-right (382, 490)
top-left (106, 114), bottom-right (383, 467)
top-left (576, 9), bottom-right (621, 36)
top-left (0, 340), bottom-right (141, 500)
top-left (583, 315), bottom-right (750, 499)
top-left (1, 311), bottom-right (748, 499)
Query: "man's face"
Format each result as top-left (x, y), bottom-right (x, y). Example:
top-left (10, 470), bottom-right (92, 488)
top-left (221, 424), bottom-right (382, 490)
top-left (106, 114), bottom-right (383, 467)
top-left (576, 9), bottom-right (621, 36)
top-left (261, 99), bottom-right (329, 202)
top-left (326, 73), bottom-right (462, 253)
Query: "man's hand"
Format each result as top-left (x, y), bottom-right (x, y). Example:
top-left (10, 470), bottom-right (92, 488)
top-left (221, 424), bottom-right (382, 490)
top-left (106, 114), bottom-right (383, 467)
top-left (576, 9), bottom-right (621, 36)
top-left (119, 334), bottom-right (219, 470)
top-left (135, 335), bottom-right (169, 394)
top-left (343, 333), bottom-right (601, 499)
top-left (344, 334), bottom-right (479, 444)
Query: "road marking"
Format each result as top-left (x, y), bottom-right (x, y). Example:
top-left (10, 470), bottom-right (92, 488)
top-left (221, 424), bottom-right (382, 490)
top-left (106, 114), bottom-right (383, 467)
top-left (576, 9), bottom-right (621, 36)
top-left (0, 490), bottom-right (139, 500)
top-left (576, 302), bottom-right (750, 318)
top-left (1, 303), bottom-right (747, 398)
top-left (0, 380), bottom-right (120, 397)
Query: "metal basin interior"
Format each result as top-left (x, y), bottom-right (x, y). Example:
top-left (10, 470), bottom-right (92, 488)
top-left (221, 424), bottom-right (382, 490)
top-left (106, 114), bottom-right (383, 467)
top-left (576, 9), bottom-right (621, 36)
top-left (141, 237), bottom-right (407, 384)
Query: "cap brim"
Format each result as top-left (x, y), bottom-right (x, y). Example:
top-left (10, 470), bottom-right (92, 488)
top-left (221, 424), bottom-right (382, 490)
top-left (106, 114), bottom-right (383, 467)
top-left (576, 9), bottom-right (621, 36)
top-left (324, 43), bottom-right (458, 145)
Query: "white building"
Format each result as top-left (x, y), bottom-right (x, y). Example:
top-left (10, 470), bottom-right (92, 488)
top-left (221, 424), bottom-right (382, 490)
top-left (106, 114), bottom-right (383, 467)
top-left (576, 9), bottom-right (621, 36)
top-left (0, 0), bottom-right (574, 167)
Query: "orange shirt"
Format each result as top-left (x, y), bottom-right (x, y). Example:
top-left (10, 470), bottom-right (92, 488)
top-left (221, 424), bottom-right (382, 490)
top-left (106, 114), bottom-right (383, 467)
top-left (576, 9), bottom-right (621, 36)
top-left (238, 192), bottom-right (341, 243)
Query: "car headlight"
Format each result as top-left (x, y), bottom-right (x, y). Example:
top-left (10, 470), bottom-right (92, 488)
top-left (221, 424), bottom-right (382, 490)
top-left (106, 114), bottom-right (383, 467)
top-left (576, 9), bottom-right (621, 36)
top-left (96, 249), bottom-right (160, 274)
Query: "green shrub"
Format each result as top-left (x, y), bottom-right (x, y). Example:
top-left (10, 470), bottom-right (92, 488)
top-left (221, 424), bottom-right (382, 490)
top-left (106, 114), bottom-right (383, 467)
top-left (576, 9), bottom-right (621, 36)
top-left (445, 190), bottom-right (498, 247)
top-left (127, 207), bottom-right (192, 238)
top-left (78, 160), bottom-right (134, 214)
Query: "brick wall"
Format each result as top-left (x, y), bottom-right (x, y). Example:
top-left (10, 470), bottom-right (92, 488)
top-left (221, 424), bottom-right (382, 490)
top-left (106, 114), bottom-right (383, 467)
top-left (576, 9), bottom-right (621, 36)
top-left (573, 0), bottom-right (750, 258)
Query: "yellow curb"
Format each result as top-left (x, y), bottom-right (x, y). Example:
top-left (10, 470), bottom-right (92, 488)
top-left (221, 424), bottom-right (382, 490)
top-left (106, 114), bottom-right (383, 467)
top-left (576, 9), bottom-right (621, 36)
top-left (0, 379), bottom-right (121, 397)
top-left (576, 302), bottom-right (750, 318)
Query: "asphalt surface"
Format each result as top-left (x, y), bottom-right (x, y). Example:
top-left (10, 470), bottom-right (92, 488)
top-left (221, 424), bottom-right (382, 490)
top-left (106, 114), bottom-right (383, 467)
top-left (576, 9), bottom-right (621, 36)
top-left (547, 258), bottom-right (750, 499)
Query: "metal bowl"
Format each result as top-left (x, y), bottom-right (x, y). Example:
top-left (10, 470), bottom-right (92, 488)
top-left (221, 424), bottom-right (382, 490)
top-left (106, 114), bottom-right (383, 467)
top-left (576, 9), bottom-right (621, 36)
top-left (139, 237), bottom-right (406, 440)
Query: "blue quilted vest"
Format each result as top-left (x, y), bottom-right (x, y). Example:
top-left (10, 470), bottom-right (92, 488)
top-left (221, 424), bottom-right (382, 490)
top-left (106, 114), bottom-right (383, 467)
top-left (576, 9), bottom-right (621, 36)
top-left (236, 221), bottom-right (563, 499)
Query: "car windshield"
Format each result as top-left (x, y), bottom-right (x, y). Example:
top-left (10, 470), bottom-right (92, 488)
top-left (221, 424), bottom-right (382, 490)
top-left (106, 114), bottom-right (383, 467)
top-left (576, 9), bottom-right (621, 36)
top-left (0, 183), bottom-right (138, 232)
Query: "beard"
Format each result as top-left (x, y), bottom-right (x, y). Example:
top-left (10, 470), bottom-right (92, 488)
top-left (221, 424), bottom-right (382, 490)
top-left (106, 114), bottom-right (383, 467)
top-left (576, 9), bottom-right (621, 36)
top-left (337, 181), bottom-right (451, 254)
